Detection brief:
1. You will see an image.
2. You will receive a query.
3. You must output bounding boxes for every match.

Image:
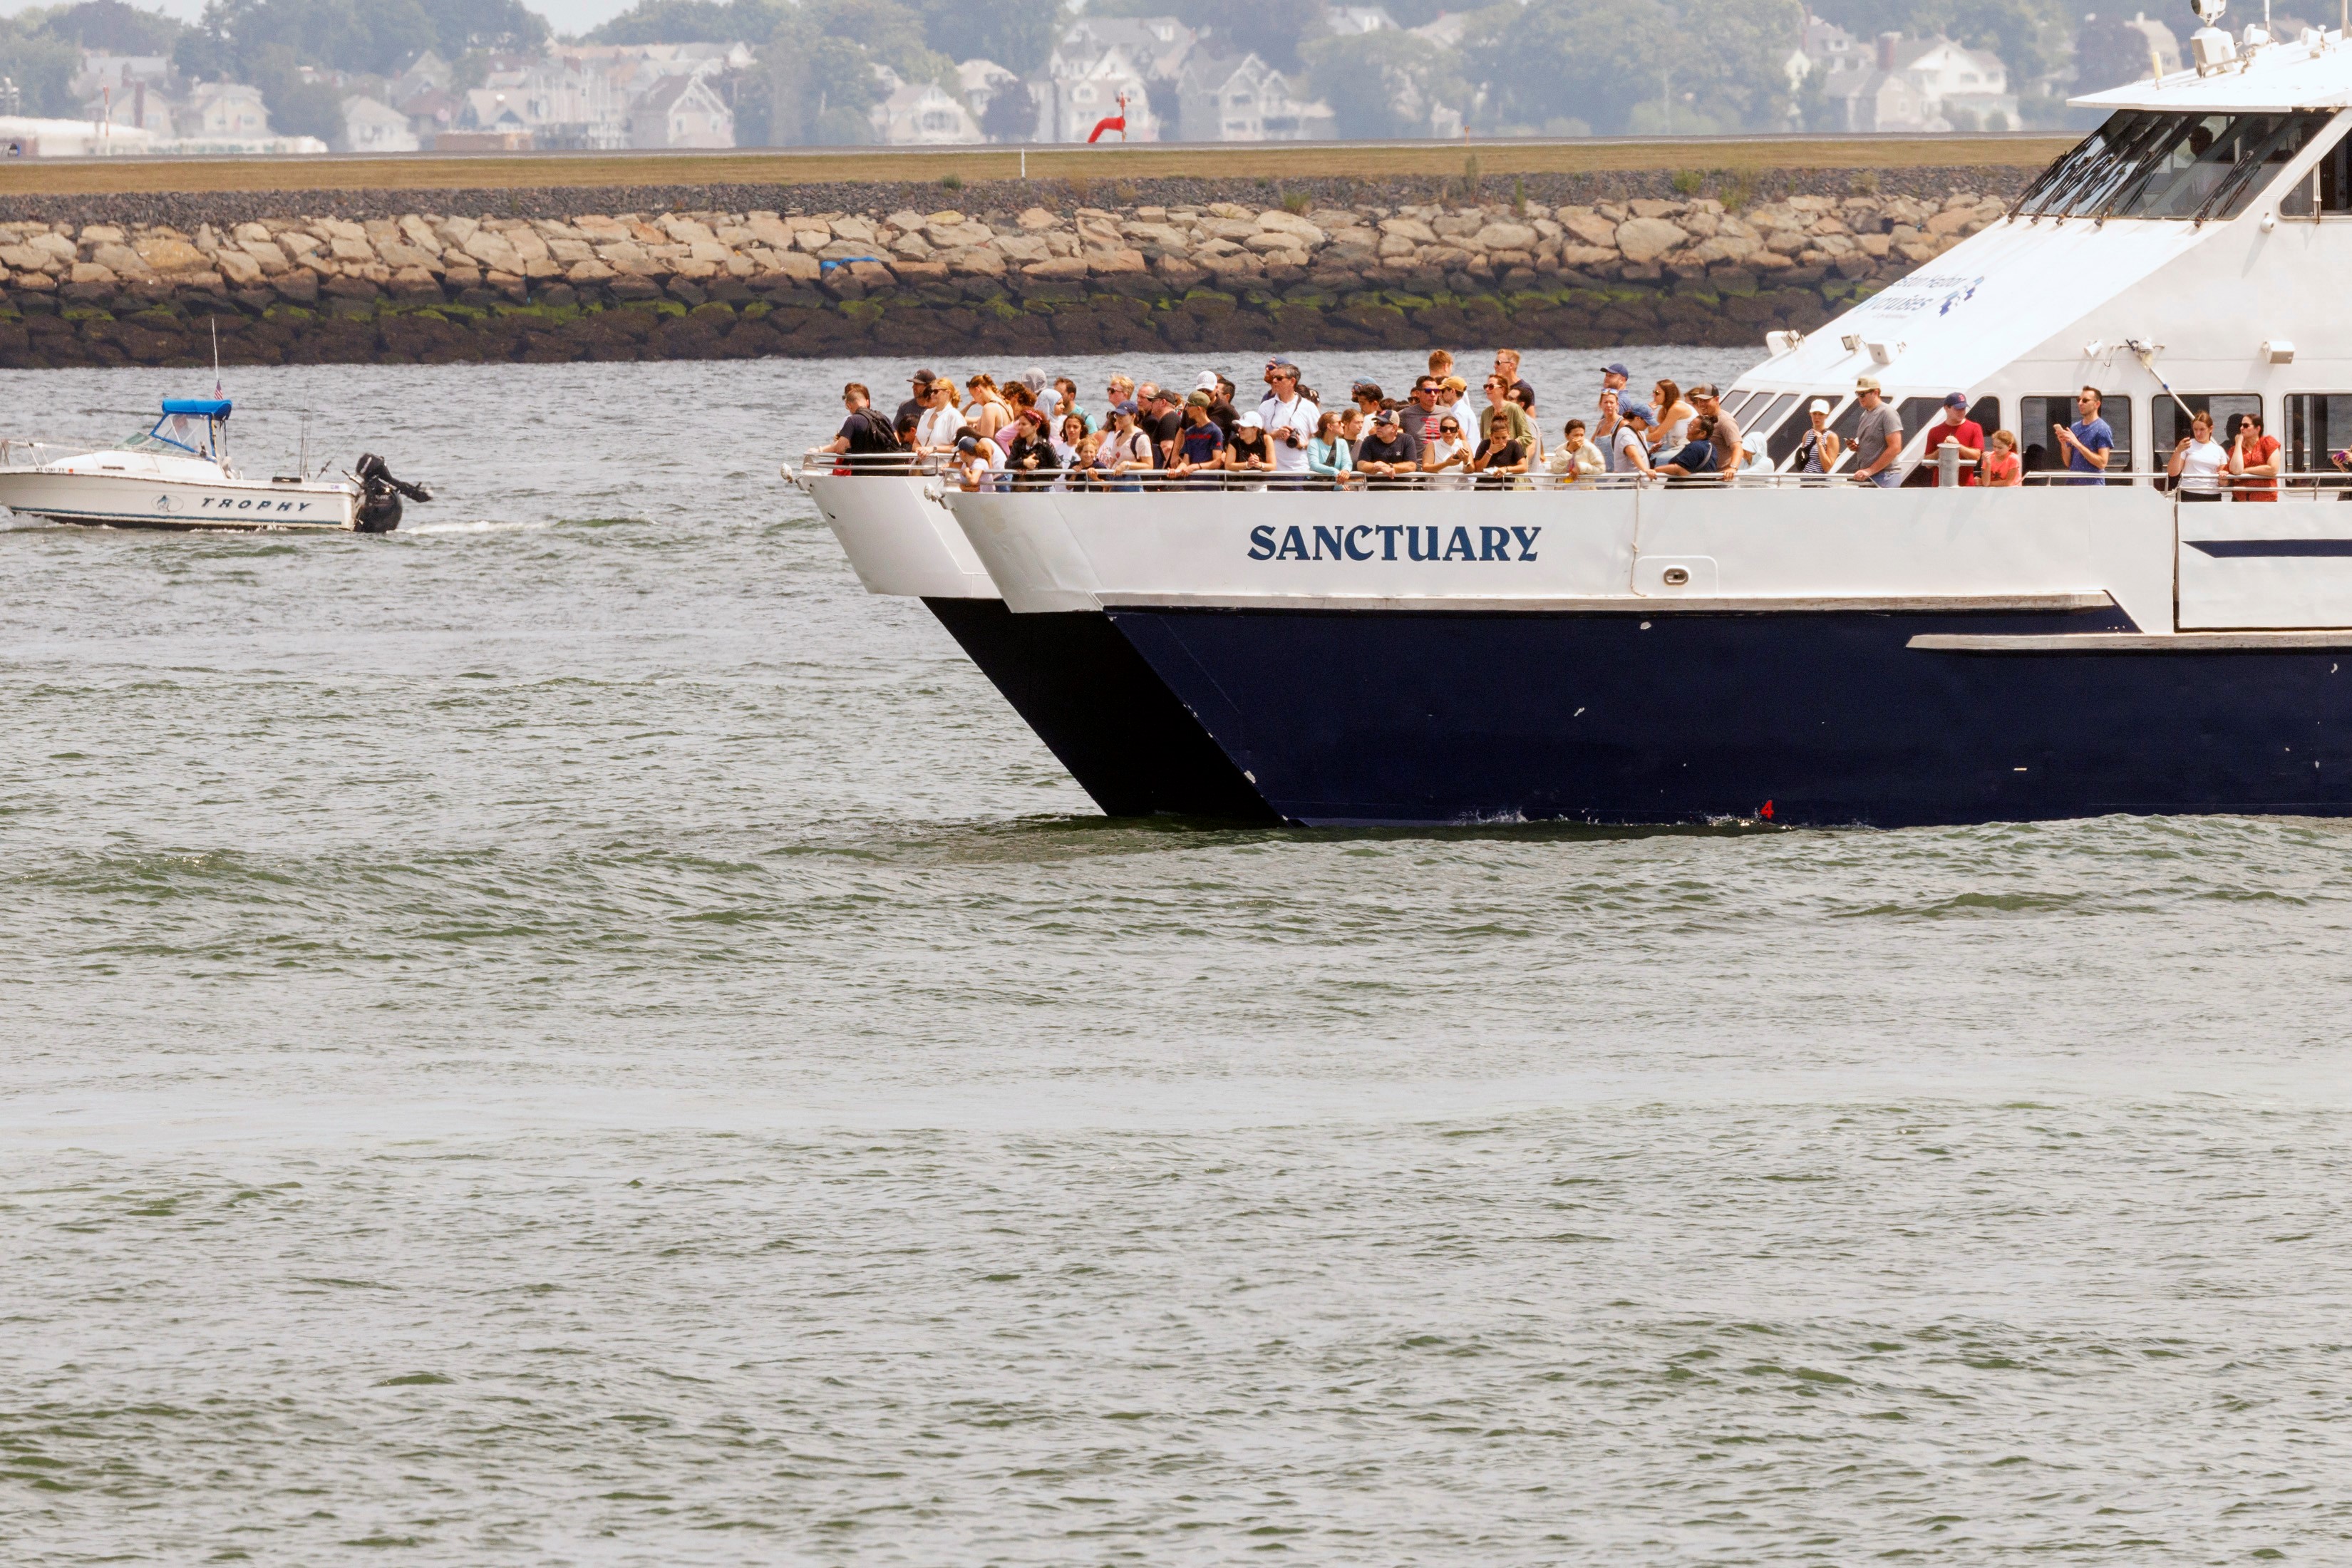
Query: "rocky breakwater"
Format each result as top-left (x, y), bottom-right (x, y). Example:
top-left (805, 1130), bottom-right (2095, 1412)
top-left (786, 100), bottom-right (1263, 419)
top-left (0, 186), bottom-right (2015, 368)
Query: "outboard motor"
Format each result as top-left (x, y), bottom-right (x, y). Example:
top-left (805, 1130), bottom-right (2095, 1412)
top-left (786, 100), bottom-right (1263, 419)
top-left (354, 453), bottom-right (432, 533)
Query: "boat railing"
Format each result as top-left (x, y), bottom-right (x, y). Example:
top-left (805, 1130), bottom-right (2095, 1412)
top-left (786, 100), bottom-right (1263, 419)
top-left (0, 439), bottom-right (88, 470)
top-left (791, 448), bottom-right (2352, 498)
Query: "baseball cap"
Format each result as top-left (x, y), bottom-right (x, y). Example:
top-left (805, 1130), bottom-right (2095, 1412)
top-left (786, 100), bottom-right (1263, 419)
top-left (1944, 391), bottom-right (1969, 408)
top-left (1371, 407), bottom-right (1399, 424)
top-left (1187, 391), bottom-right (1212, 407)
top-left (955, 434), bottom-right (979, 452)
top-left (1196, 371), bottom-right (1220, 392)
top-left (1601, 362), bottom-right (1629, 378)
top-left (1442, 376), bottom-right (1468, 392)
top-left (912, 366), bottom-right (936, 381)
top-left (1111, 400), bottom-right (1138, 416)
top-left (1809, 398), bottom-right (1832, 415)
top-left (1619, 401), bottom-right (1654, 423)
top-left (1855, 376), bottom-right (1882, 393)
top-left (1234, 411), bottom-right (1264, 430)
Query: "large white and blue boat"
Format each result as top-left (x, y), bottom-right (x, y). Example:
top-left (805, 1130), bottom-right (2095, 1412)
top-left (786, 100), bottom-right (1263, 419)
top-left (896, 11), bottom-right (2352, 828)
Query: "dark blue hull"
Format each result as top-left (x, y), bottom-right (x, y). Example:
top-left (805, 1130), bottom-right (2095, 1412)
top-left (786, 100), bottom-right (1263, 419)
top-left (1106, 604), bottom-right (2352, 827)
top-left (924, 598), bottom-right (1275, 822)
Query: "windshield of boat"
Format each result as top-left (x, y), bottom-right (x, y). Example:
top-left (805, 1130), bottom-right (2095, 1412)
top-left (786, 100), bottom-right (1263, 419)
top-left (2013, 109), bottom-right (2337, 221)
top-left (117, 411), bottom-right (220, 459)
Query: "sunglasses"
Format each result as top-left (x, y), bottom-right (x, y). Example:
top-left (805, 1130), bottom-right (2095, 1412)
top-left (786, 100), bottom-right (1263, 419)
top-left (1440, 422), bottom-right (1461, 433)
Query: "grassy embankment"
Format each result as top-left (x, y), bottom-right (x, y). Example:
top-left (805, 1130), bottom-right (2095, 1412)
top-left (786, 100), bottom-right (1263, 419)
top-left (0, 134), bottom-right (2073, 197)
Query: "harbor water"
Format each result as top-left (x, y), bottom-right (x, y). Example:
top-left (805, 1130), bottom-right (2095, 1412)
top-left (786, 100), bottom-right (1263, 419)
top-left (4, 352), bottom-right (2349, 1564)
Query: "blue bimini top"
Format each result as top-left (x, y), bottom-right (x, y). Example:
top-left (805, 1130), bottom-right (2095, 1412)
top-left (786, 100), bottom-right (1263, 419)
top-left (160, 398), bottom-right (232, 417)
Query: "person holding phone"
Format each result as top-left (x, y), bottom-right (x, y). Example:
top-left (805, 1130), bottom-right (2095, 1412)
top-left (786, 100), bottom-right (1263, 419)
top-left (2229, 408), bottom-right (2281, 500)
top-left (2169, 411), bottom-right (2227, 501)
top-left (2326, 441), bottom-right (2352, 499)
top-left (1793, 399), bottom-right (1840, 480)
top-left (2053, 386), bottom-right (2113, 485)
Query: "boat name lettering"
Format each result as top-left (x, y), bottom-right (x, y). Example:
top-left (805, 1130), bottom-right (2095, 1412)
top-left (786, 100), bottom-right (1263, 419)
top-left (195, 497), bottom-right (316, 512)
top-left (1247, 523), bottom-right (1539, 563)
top-left (1860, 272), bottom-right (1985, 319)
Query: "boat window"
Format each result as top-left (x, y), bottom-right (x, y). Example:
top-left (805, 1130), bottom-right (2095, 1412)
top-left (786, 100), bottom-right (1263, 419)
top-left (2021, 393), bottom-right (2132, 478)
top-left (118, 411), bottom-right (217, 459)
top-left (1741, 393), bottom-right (1800, 460)
top-left (2279, 125), bottom-right (2352, 216)
top-left (2155, 393), bottom-right (2262, 451)
top-left (1718, 389), bottom-right (1761, 424)
top-left (1895, 398), bottom-right (1947, 443)
top-left (1767, 395), bottom-right (1839, 468)
top-left (2286, 393), bottom-right (2352, 473)
top-left (2013, 110), bottom-right (2336, 222)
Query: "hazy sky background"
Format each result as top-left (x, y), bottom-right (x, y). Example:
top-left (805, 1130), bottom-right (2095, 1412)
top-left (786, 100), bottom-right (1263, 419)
top-left (0, 0), bottom-right (641, 39)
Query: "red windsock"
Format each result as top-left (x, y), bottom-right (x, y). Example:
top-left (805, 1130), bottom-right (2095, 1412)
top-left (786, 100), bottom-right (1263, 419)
top-left (1085, 114), bottom-right (1125, 143)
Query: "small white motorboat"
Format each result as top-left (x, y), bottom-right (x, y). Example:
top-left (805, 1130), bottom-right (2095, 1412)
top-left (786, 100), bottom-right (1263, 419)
top-left (0, 397), bottom-right (430, 533)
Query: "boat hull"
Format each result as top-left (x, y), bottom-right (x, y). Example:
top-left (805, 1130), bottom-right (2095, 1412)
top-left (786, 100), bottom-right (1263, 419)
top-left (0, 470), bottom-right (358, 531)
top-left (1104, 601), bottom-right (2352, 827)
top-left (801, 474), bottom-right (1269, 820)
top-left (925, 597), bottom-right (1276, 821)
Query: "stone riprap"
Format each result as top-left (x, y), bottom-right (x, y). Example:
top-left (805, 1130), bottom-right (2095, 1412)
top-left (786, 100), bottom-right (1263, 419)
top-left (0, 183), bottom-right (2021, 367)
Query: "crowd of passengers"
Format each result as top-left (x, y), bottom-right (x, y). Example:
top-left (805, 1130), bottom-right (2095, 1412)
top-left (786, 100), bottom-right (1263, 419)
top-left (819, 356), bottom-right (2296, 497)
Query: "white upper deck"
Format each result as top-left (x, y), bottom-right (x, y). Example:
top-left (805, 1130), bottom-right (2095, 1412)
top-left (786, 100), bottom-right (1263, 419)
top-left (2075, 16), bottom-right (2352, 112)
top-left (1731, 16), bottom-right (2352, 478)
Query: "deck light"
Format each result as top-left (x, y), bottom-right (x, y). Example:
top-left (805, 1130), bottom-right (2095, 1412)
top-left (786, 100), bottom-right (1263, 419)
top-left (1866, 340), bottom-right (1900, 364)
top-left (1840, 333), bottom-right (1862, 352)
top-left (1765, 329), bottom-right (1804, 356)
top-left (2264, 339), bottom-right (2296, 363)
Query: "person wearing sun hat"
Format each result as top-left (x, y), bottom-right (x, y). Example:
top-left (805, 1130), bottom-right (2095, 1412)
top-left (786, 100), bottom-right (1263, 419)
top-left (1222, 408), bottom-right (1275, 485)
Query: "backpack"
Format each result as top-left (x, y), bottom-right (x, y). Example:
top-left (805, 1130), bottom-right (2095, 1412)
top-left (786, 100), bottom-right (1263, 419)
top-left (844, 408), bottom-right (900, 456)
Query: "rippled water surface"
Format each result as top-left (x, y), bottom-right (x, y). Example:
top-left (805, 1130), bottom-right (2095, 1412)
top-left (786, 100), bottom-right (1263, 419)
top-left (5, 351), bottom-right (2351, 1565)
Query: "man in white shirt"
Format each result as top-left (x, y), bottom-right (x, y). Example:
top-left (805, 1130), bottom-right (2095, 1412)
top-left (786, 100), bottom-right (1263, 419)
top-left (1257, 356), bottom-right (1287, 420)
top-left (1262, 362), bottom-right (1319, 478)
